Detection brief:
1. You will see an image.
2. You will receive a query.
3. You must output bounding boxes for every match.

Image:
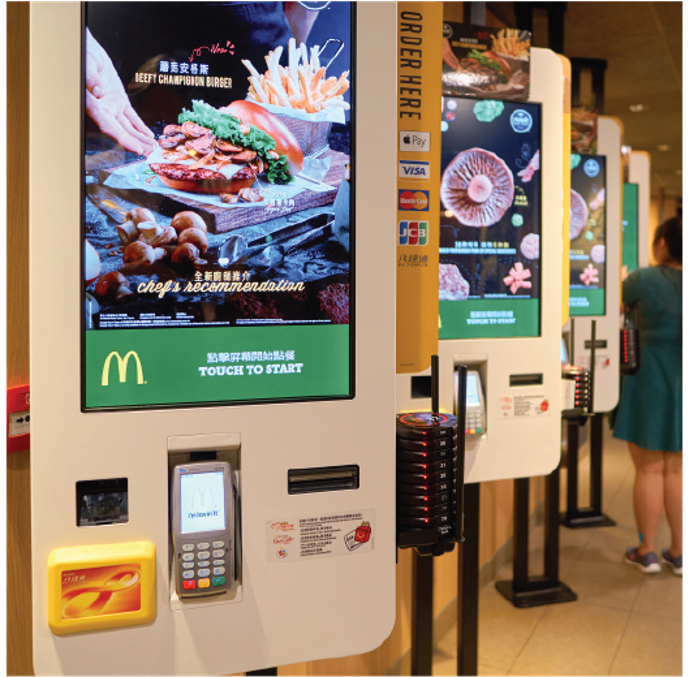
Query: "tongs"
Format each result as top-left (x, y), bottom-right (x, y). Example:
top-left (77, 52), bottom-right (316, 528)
top-left (218, 213), bottom-right (334, 269)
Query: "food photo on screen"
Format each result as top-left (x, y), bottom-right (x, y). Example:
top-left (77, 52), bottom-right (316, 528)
top-left (83, 1), bottom-right (353, 332)
top-left (438, 97), bottom-right (541, 339)
top-left (569, 154), bottom-right (607, 316)
top-left (81, 1), bottom-right (355, 409)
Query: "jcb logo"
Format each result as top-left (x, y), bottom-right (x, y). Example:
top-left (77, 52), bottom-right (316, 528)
top-left (101, 351), bottom-right (145, 386)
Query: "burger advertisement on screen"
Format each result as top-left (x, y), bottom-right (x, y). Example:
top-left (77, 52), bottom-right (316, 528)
top-left (82, 2), bottom-right (354, 410)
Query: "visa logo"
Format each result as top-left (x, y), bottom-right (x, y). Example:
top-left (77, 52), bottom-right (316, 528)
top-left (399, 160), bottom-right (430, 181)
top-left (399, 221), bottom-right (429, 246)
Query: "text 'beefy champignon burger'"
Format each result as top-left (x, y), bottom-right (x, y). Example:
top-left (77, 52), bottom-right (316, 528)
top-left (148, 100), bottom-right (304, 195)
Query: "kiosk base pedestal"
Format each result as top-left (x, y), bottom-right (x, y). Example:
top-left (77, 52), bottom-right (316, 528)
top-left (560, 509), bottom-right (616, 529)
top-left (495, 578), bottom-right (577, 609)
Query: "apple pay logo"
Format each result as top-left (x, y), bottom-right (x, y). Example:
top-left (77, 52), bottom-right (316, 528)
top-left (400, 131), bottom-right (431, 152)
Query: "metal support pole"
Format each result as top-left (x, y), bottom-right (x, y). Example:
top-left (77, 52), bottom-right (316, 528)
top-left (566, 419), bottom-right (580, 519)
top-left (590, 413), bottom-right (604, 513)
top-left (411, 552), bottom-right (434, 676)
top-left (457, 482), bottom-right (480, 676)
top-left (513, 478), bottom-right (530, 589)
top-left (495, 468), bottom-right (576, 608)
top-left (544, 467), bottom-right (561, 581)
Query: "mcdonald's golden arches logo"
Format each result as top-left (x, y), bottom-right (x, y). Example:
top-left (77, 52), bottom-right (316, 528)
top-left (101, 351), bottom-right (145, 386)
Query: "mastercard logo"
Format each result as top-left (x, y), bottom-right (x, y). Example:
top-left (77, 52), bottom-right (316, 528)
top-left (399, 190), bottom-right (430, 211)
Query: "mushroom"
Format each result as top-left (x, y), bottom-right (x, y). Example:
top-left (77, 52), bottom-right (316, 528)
top-left (84, 239), bottom-right (101, 285)
top-left (138, 222), bottom-right (177, 246)
top-left (440, 148), bottom-right (514, 227)
top-left (439, 263), bottom-right (470, 300)
top-left (171, 211), bottom-right (207, 234)
top-left (123, 241), bottom-right (166, 267)
top-left (137, 221), bottom-right (164, 245)
top-left (590, 244), bottom-right (606, 264)
top-left (117, 219), bottom-right (139, 245)
top-left (125, 207), bottom-right (156, 225)
top-left (171, 242), bottom-right (207, 268)
top-left (178, 227), bottom-right (209, 255)
top-left (569, 189), bottom-right (589, 240)
top-left (95, 271), bottom-right (132, 300)
top-left (520, 233), bottom-right (540, 260)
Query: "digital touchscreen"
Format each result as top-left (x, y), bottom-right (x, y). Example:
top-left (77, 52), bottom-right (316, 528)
top-left (180, 471), bottom-right (226, 534)
top-left (622, 182), bottom-right (640, 274)
top-left (466, 373), bottom-right (480, 406)
top-left (569, 154), bottom-right (606, 316)
top-left (82, 2), bottom-right (354, 410)
top-left (439, 97), bottom-right (542, 339)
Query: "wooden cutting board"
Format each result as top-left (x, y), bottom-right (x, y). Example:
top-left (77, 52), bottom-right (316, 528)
top-left (98, 149), bottom-right (346, 234)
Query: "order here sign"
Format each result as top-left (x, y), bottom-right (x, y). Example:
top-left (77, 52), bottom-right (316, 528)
top-left (396, 3), bottom-right (442, 374)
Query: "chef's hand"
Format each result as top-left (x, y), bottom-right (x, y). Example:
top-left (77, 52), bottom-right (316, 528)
top-left (442, 38), bottom-right (460, 70)
top-left (85, 29), bottom-right (156, 156)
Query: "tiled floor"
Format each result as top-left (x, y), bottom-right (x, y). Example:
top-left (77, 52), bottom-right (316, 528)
top-left (433, 423), bottom-right (683, 676)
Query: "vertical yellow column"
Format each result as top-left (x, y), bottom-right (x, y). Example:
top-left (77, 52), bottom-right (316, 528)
top-left (396, 2), bottom-right (443, 373)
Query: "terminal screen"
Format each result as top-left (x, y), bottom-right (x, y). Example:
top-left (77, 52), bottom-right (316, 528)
top-left (81, 2), bottom-right (354, 410)
top-left (561, 338), bottom-right (568, 364)
top-left (466, 373), bottom-right (480, 406)
top-left (622, 183), bottom-right (640, 274)
top-left (180, 471), bottom-right (226, 534)
top-left (439, 97), bottom-right (542, 340)
top-left (569, 155), bottom-right (607, 316)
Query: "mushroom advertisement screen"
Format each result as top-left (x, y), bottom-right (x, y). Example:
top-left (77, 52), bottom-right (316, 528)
top-left (569, 155), bottom-right (607, 317)
top-left (81, 2), bottom-right (355, 410)
top-left (439, 97), bottom-right (542, 340)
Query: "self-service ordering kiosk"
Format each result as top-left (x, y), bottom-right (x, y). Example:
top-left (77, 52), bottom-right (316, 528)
top-left (29, 3), bottom-right (398, 673)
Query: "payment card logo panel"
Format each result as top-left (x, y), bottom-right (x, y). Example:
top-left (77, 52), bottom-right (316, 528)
top-left (399, 190), bottom-right (430, 211)
top-left (399, 221), bottom-right (429, 246)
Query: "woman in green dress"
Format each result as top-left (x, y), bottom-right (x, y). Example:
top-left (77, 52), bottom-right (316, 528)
top-left (613, 216), bottom-right (682, 575)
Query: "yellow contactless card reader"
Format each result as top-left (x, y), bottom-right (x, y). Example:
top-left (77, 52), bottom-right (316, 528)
top-left (47, 541), bottom-right (156, 635)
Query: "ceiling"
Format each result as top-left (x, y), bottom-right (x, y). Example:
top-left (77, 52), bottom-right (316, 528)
top-left (487, 1), bottom-right (683, 200)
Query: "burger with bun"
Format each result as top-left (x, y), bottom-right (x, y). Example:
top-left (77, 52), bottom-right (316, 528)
top-left (148, 100), bottom-right (303, 195)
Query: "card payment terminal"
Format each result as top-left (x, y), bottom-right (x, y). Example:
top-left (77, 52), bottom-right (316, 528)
top-left (172, 461), bottom-right (234, 598)
top-left (459, 370), bottom-right (486, 437)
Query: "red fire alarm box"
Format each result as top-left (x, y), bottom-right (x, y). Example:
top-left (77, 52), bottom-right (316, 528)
top-left (7, 384), bottom-right (30, 453)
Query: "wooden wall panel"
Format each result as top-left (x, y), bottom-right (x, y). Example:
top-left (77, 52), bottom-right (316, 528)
top-left (7, 3), bottom-right (34, 675)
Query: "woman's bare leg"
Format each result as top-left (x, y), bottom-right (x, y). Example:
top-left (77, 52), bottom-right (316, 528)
top-left (628, 442), bottom-right (664, 554)
top-left (663, 450), bottom-right (683, 557)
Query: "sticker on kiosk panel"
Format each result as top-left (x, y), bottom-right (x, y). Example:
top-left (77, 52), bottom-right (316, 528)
top-left (569, 154), bottom-right (607, 316)
top-left (499, 394), bottom-right (550, 418)
top-left (267, 510), bottom-right (375, 562)
top-left (438, 97), bottom-right (542, 339)
top-left (81, 2), bottom-right (355, 410)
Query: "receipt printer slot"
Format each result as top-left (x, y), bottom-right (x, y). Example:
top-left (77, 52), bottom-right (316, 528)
top-left (288, 465), bottom-right (360, 494)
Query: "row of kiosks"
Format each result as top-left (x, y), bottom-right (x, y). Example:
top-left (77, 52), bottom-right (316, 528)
top-left (397, 46), bottom-right (566, 484)
top-left (567, 116), bottom-right (622, 414)
top-left (29, 3), bottom-right (398, 674)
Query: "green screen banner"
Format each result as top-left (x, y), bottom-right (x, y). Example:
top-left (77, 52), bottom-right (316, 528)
top-left (622, 182), bottom-right (639, 274)
top-left (439, 298), bottom-right (539, 340)
top-left (569, 287), bottom-right (605, 316)
top-left (86, 325), bottom-right (350, 409)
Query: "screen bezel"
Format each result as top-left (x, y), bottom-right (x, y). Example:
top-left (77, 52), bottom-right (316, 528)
top-left (438, 96), bottom-right (544, 341)
top-left (80, 2), bottom-right (358, 412)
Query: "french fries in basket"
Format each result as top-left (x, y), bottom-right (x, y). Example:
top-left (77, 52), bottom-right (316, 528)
top-left (243, 38), bottom-right (350, 114)
top-left (492, 28), bottom-right (531, 58)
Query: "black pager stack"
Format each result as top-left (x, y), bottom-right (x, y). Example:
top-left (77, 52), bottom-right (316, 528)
top-left (396, 412), bottom-right (458, 556)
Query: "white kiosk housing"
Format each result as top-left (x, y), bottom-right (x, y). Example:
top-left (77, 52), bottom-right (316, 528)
top-left (397, 48), bottom-right (565, 483)
top-left (29, 3), bottom-right (397, 674)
